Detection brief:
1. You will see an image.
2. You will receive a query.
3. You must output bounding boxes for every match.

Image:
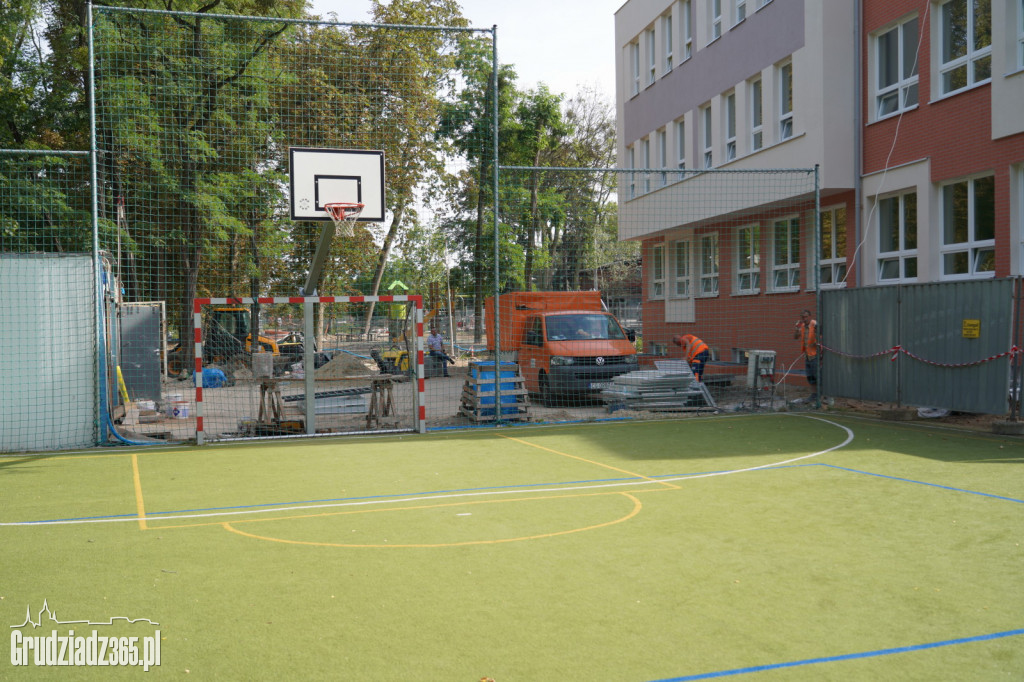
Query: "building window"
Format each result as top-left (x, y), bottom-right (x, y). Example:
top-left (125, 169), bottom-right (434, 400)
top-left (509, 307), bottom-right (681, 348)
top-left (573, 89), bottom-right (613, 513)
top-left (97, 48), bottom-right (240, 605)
top-left (734, 0), bottom-right (747, 24)
top-left (675, 119), bottom-right (686, 170)
top-left (630, 42), bottom-right (640, 96)
top-left (725, 91), bottom-right (737, 161)
top-left (672, 238), bottom-right (692, 297)
top-left (877, 192), bottom-right (917, 282)
top-left (701, 103), bottom-right (713, 169)
top-left (711, 0), bottom-right (723, 40)
top-left (757, 0), bottom-right (772, 7)
top-left (699, 233), bottom-right (719, 295)
top-left (941, 175), bottom-right (996, 278)
top-left (682, 1), bottom-right (693, 59)
top-left (646, 28), bottom-right (656, 86)
top-left (642, 138), bottom-right (652, 194)
top-left (736, 225), bottom-right (760, 293)
top-left (657, 129), bottom-right (668, 187)
top-left (819, 206), bottom-right (848, 287)
top-left (663, 14), bottom-right (674, 72)
top-left (875, 16), bottom-right (919, 119)
top-left (627, 146), bottom-right (636, 199)
top-left (938, 0), bottom-right (992, 95)
top-left (778, 61), bottom-right (793, 140)
top-left (1018, 0), bottom-right (1024, 69)
top-left (750, 77), bottom-right (763, 151)
top-left (772, 216), bottom-right (800, 291)
top-left (650, 243), bottom-right (666, 299)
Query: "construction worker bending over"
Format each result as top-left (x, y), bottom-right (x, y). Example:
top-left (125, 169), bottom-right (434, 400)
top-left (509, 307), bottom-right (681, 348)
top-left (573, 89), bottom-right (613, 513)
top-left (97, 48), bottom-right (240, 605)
top-left (672, 333), bottom-right (711, 382)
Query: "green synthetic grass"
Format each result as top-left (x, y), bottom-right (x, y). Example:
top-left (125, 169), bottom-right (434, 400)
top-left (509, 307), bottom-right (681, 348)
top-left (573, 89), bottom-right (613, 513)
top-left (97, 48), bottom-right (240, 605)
top-left (2, 414), bottom-right (1023, 680)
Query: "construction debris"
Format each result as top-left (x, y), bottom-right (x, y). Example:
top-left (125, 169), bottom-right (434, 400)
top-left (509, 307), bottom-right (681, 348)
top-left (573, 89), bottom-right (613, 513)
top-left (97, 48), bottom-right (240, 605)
top-left (601, 361), bottom-right (716, 412)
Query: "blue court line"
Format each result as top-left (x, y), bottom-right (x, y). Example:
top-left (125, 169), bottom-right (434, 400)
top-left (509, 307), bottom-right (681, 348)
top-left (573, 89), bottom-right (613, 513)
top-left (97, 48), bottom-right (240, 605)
top-left (12, 461), bottom-right (1020, 525)
top-left (10, 474), bottom-right (665, 524)
top-left (799, 463), bottom-right (1024, 505)
top-left (648, 627), bottom-right (1024, 681)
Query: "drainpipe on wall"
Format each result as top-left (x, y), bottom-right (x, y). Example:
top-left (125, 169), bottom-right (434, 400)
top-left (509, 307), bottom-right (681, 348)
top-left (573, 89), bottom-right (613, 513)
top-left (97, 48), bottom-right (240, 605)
top-left (854, 0), bottom-right (863, 287)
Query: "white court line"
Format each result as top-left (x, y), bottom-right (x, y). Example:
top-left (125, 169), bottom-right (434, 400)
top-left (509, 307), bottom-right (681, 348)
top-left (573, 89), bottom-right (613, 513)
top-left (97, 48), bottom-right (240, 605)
top-left (0, 416), bottom-right (854, 527)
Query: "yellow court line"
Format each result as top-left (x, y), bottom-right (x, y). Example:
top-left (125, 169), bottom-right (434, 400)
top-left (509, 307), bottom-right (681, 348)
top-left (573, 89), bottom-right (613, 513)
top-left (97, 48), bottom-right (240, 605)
top-left (219, 492), bottom-right (643, 548)
top-left (131, 453), bottom-right (148, 531)
top-left (497, 433), bottom-right (680, 490)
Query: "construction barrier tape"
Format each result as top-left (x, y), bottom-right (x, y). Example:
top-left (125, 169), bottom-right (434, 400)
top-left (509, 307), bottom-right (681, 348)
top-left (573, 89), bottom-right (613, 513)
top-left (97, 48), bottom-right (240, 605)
top-left (821, 344), bottom-right (1023, 369)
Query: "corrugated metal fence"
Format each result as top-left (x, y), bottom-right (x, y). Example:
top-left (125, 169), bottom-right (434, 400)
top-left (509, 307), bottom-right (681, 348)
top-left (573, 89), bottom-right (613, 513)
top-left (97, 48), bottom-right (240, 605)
top-left (821, 278), bottom-right (1023, 415)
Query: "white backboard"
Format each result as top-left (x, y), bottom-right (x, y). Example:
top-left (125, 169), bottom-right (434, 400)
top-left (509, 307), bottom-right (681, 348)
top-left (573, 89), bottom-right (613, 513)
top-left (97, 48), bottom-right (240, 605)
top-left (289, 147), bottom-right (386, 222)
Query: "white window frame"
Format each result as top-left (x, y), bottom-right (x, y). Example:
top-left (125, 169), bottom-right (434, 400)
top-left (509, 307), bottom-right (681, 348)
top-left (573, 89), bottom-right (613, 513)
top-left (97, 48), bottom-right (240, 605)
top-left (711, 0), bottom-right (723, 41)
top-left (672, 238), bottom-right (692, 298)
top-left (663, 13), bottom-right (674, 73)
top-left (657, 128), bottom-right (668, 187)
top-left (699, 233), bottom-right (720, 296)
top-left (646, 28), bottom-right (657, 86)
top-left (735, 224), bottom-right (760, 294)
top-left (749, 77), bottom-right (763, 151)
top-left (771, 216), bottom-right (800, 291)
top-left (701, 103), bottom-right (713, 169)
top-left (725, 91), bottom-right (737, 161)
top-left (630, 42), bottom-right (640, 96)
top-left (873, 15), bottom-right (919, 120)
top-left (650, 243), bottom-right (666, 299)
top-left (940, 175), bottom-right (996, 279)
top-left (734, 0), bottom-right (747, 25)
top-left (819, 205), bottom-right (848, 288)
top-left (675, 118), bottom-right (686, 171)
top-left (627, 146), bottom-right (636, 199)
top-left (757, 0), bottom-right (772, 8)
top-left (877, 191), bottom-right (918, 283)
top-left (642, 137), bottom-right (652, 194)
top-left (937, 0), bottom-right (992, 96)
top-left (1019, 0), bottom-right (1024, 69)
top-left (778, 61), bottom-right (793, 141)
top-left (682, 1), bottom-right (693, 60)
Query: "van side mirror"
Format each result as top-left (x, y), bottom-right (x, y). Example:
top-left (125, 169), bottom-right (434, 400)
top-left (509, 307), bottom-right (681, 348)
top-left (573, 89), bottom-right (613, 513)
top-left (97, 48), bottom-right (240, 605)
top-left (625, 328), bottom-right (636, 343)
top-left (525, 329), bottom-right (542, 346)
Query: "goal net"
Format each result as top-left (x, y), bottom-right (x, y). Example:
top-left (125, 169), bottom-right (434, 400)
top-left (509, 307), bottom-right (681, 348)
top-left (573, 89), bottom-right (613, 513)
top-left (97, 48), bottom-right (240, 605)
top-left (181, 295), bottom-right (425, 443)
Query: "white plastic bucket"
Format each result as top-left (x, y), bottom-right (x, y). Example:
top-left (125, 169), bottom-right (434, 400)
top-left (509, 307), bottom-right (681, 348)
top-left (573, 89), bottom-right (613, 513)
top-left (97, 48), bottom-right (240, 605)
top-left (170, 401), bottom-right (190, 419)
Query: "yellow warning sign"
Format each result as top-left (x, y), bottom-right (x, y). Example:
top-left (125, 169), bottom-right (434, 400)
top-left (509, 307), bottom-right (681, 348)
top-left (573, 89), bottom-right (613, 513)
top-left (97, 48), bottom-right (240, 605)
top-left (962, 319), bottom-right (980, 338)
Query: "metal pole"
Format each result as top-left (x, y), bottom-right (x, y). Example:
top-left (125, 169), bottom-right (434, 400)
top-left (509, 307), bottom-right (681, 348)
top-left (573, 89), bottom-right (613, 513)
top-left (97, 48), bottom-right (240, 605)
top-left (813, 165), bottom-right (821, 409)
top-left (491, 26), bottom-right (504, 420)
top-left (88, 2), bottom-right (107, 445)
top-left (304, 300), bottom-right (316, 434)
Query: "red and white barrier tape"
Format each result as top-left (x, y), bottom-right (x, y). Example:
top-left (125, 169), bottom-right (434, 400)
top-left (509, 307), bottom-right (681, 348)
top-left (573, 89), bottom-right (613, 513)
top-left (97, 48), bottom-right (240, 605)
top-left (821, 344), bottom-right (1023, 368)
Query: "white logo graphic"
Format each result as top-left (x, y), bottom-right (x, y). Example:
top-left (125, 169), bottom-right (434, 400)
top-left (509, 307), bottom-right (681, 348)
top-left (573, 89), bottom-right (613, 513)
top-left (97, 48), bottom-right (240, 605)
top-left (10, 600), bottom-right (160, 671)
top-left (595, 356), bottom-right (605, 365)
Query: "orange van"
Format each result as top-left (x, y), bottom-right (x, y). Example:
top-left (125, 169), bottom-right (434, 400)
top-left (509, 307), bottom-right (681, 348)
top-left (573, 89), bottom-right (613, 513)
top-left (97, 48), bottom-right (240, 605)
top-left (484, 292), bottom-right (638, 405)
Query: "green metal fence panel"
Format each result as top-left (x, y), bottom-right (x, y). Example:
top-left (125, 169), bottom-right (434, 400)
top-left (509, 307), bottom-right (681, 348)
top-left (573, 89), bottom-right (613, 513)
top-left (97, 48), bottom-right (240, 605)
top-left (821, 286), bottom-right (900, 403)
top-left (899, 279), bottom-right (1015, 414)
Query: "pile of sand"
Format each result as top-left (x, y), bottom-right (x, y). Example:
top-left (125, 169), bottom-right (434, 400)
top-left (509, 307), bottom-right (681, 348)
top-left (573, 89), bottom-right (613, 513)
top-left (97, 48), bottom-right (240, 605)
top-left (315, 352), bottom-right (375, 379)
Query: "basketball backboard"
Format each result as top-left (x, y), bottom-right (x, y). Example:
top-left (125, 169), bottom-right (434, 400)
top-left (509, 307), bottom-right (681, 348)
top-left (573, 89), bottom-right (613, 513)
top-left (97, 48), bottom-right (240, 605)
top-left (289, 147), bottom-right (385, 222)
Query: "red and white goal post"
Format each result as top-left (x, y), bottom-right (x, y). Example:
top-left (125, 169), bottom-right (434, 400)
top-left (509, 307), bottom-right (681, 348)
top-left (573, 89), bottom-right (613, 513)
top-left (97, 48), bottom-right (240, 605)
top-left (192, 295), bottom-right (425, 444)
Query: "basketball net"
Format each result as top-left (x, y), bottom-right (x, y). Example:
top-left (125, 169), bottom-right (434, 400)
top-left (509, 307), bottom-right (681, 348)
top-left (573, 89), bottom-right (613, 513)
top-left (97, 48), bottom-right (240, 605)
top-left (324, 202), bottom-right (364, 237)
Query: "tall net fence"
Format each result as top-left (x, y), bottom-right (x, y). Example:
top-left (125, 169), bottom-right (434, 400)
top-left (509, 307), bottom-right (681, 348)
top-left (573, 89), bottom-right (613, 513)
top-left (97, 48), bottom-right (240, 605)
top-left (485, 167), bottom-right (822, 419)
top-left (84, 7), bottom-right (495, 444)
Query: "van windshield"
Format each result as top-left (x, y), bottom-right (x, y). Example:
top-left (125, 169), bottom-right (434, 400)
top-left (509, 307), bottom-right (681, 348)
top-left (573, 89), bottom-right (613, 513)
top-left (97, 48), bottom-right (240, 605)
top-left (545, 314), bottom-right (626, 341)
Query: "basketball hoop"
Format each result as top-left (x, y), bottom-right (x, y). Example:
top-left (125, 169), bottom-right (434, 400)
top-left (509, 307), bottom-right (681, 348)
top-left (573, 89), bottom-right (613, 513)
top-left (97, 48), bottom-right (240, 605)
top-left (323, 202), bottom-right (364, 237)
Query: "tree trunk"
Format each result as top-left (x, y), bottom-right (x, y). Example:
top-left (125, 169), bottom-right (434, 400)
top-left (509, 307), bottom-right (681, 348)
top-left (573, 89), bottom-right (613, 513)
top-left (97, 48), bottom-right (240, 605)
top-left (362, 203), bottom-right (407, 338)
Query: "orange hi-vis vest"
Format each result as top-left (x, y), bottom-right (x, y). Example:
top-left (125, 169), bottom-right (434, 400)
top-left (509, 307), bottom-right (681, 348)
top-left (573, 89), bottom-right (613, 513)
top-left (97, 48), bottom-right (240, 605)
top-left (680, 334), bottom-right (710, 363)
top-left (799, 321), bottom-right (818, 358)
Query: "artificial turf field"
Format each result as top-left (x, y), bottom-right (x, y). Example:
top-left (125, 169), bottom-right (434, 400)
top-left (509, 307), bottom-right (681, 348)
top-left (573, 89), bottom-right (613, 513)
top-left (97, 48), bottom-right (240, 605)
top-left (3, 413), bottom-right (1023, 680)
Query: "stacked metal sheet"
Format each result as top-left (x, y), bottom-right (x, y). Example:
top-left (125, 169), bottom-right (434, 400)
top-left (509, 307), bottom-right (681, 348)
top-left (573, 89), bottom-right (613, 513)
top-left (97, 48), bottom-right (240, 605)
top-left (600, 361), bottom-right (716, 411)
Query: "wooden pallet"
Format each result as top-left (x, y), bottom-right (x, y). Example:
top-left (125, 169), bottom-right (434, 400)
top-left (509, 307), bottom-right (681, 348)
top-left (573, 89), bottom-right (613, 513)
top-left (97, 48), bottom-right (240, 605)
top-left (458, 363), bottom-right (531, 422)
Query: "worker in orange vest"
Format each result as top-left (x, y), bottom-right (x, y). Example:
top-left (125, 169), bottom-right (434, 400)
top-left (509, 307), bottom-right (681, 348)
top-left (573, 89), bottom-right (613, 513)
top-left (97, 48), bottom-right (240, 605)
top-left (672, 333), bottom-right (711, 382)
top-left (793, 309), bottom-right (819, 402)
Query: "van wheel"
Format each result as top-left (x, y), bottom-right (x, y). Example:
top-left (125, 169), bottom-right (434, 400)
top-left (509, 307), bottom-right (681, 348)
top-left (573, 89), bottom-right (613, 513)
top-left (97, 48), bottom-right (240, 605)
top-left (538, 372), bottom-right (555, 407)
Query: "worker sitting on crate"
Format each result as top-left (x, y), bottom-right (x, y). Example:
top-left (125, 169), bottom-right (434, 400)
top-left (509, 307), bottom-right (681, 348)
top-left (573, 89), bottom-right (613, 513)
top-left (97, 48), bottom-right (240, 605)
top-left (672, 333), bottom-right (710, 382)
top-left (427, 326), bottom-right (452, 378)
